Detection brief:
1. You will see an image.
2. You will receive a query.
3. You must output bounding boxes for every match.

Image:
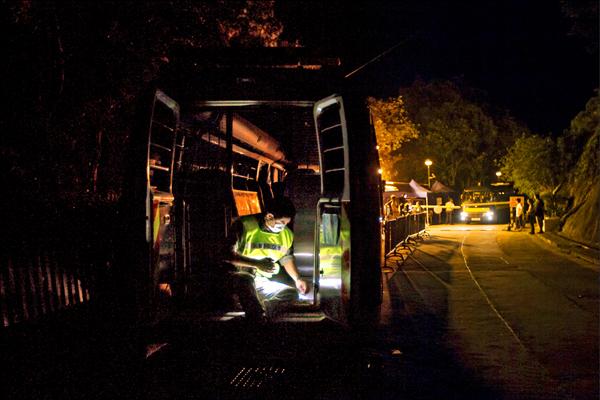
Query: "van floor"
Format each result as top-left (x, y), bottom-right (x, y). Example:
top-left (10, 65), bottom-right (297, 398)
top-left (141, 306), bottom-right (376, 400)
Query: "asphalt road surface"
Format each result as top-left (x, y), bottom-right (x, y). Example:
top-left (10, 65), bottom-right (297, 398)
top-left (379, 224), bottom-right (599, 400)
top-left (138, 224), bottom-right (598, 400)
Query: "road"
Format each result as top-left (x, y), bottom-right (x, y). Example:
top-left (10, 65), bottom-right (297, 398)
top-left (138, 224), bottom-right (598, 400)
top-left (378, 224), bottom-right (599, 400)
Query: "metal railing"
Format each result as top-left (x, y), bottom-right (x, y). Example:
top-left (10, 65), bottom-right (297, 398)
top-left (0, 204), bottom-right (114, 329)
top-left (383, 211), bottom-right (428, 269)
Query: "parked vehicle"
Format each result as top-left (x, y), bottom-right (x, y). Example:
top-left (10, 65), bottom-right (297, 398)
top-left (459, 183), bottom-right (515, 224)
top-left (120, 49), bottom-right (384, 329)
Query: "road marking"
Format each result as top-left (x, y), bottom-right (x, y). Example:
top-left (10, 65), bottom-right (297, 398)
top-left (499, 257), bottom-right (510, 265)
top-left (460, 233), bottom-right (526, 350)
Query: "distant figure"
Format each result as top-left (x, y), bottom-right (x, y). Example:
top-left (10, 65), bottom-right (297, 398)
top-left (413, 201), bottom-right (422, 213)
top-left (515, 198), bottom-right (523, 230)
top-left (445, 198), bottom-right (455, 224)
top-left (384, 195), bottom-right (401, 219)
top-left (527, 198), bottom-right (536, 234)
top-left (402, 201), bottom-right (410, 216)
top-left (534, 193), bottom-right (545, 233)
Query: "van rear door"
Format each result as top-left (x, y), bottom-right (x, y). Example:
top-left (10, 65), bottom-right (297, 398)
top-left (313, 95), bottom-right (351, 325)
top-left (144, 89), bottom-right (180, 319)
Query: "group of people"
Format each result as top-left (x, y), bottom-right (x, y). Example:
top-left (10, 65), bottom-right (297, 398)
top-left (384, 195), bottom-right (423, 220)
top-left (513, 194), bottom-right (545, 234)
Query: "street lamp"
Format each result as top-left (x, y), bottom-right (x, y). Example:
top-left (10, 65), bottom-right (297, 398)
top-left (496, 171), bottom-right (502, 181)
top-left (425, 159), bottom-right (433, 188)
top-left (424, 159), bottom-right (433, 226)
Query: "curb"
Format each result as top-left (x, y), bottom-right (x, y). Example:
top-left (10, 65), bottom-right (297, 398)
top-left (535, 234), bottom-right (600, 267)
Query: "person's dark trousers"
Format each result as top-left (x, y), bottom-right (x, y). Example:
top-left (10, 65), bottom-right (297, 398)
top-left (529, 216), bottom-right (535, 234)
top-left (445, 211), bottom-right (452, 224)
top-left (228, 270), bottom-right (265, 319)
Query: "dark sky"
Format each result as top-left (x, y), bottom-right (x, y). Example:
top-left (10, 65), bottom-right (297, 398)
top-left (278, 0), bottom-right (598, 135)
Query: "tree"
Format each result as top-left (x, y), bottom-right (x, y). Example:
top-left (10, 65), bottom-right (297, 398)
top-left (560, 93), bottom-right (600, 185)
top-left (367, 96), bottom-right (419, 181)
top-left (396, 79), bottom-right (523, 189)
top-left (3, 0), bottom-right (287, 206)
top-left (500, 135), bottom-right (561, 197)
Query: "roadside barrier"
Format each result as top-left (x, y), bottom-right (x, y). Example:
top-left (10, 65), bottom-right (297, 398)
top-left (0, 204), bottom-right (115, 329)
top-left (383, 211), bottom-right (428, 270)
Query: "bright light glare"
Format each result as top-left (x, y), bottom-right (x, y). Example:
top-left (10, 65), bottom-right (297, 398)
top-left (461, 211), bottom-right (468, 220)
top-left (319, 278), bottom-right (342, 289)
top-left (377, 168), bottom-right (383, 175)
top-left (425, 159), bottom-right (432, 166)
top-left (485, 211), bottom-right (494, 218)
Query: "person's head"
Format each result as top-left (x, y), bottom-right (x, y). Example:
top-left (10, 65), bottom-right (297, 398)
top-left (535, 193), bottom-right (541, 200)
top-left (263, 196), bottom-right (296, 233)
top-left (516, 198), bottom-right (521, 203)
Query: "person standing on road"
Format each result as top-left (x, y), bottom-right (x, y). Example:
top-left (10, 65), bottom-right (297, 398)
top-left (534, 193), bottom-right (545, 234)
top-left (527, 198), bottom-right (536, 234)
top-left (515, 198), bottom-right (524, 230)
top-left (223, 197), bottom-right (308, 322)
top-left (445, 198), bottom-right (455, 224)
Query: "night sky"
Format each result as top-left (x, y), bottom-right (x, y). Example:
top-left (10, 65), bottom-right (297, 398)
top-left (278, 0), bottom-right (598, 135)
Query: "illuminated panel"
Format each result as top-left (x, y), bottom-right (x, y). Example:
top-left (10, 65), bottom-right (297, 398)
top-left (233, 189), bottom-right (261, 216)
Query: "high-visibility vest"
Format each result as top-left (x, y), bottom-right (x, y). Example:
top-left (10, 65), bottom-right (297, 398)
top-left (237, 215), bottom-right (293, 278)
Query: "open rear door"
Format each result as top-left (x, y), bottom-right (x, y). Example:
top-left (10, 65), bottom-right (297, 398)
top-left (313, 95), bottom-right (351, 324)
top-left (144, 89), bottom-right (180, 320)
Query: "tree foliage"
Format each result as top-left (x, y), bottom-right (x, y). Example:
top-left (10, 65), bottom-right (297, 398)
top-left (2, 0), bottom-right (287, 206)
top-left (393, 80), bottom-right (524, 189)
top-left (561, 93), bottom-right (600, 186)
top-left (560, 0), bottom-right (599, 55)
top-left (368, 96), bottom-right (419, 181)
top-left (501, 135), bottom-right (561, 196)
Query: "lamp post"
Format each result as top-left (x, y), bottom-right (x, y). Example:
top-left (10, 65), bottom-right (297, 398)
top-left (424, 159), bottom-right (433, 226)
top-left (425, 159), bottom-right (433, 188)
top-left (496, 171), bottom-right (502, 181)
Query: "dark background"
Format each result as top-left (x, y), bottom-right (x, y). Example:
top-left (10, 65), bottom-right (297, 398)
top-left (277, 0), bottom-right (598, 135)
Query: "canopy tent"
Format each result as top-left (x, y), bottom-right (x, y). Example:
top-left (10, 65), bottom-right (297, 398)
top-left (383, 181), bottom-right (421, 202)
top-left (431, 181), bottom-right (457, 193)
top-left (409, 179), bottom-right (431, 198)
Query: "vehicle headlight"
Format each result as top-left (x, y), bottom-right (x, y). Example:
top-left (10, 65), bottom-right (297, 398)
top-left (460, 212), bottom-right (468, 220)
top-left (485, 211), bottom-right (494, 219)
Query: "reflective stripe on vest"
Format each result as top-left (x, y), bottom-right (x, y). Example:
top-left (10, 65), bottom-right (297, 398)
top-left (237, 215), bottom-right (293, 278)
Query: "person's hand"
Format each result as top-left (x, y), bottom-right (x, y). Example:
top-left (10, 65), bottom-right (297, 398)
top-left (295, 278), bottom-right (309, 295)
top-left (255, 258), bottom-right (277, 273)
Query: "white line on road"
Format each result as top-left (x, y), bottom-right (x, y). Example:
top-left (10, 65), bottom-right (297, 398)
top-left (460, 233), bottom-right (526, 350)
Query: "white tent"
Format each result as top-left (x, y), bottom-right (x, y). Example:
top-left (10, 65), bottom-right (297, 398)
top-left (409, 179), bottom-right (431, 198)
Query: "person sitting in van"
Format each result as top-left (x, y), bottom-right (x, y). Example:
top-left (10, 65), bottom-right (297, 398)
top-left (223, 197), bottom-right (308, 322)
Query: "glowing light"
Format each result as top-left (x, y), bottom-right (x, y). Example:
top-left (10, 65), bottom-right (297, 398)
top-left (294, 252), bottom-right (314, 258)
top-left (319, 278), bottom-right (342, 289)
top-left (377, 168), bottom-right (383, 175)
top-left (425, 159), bottom-right (433, 166)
